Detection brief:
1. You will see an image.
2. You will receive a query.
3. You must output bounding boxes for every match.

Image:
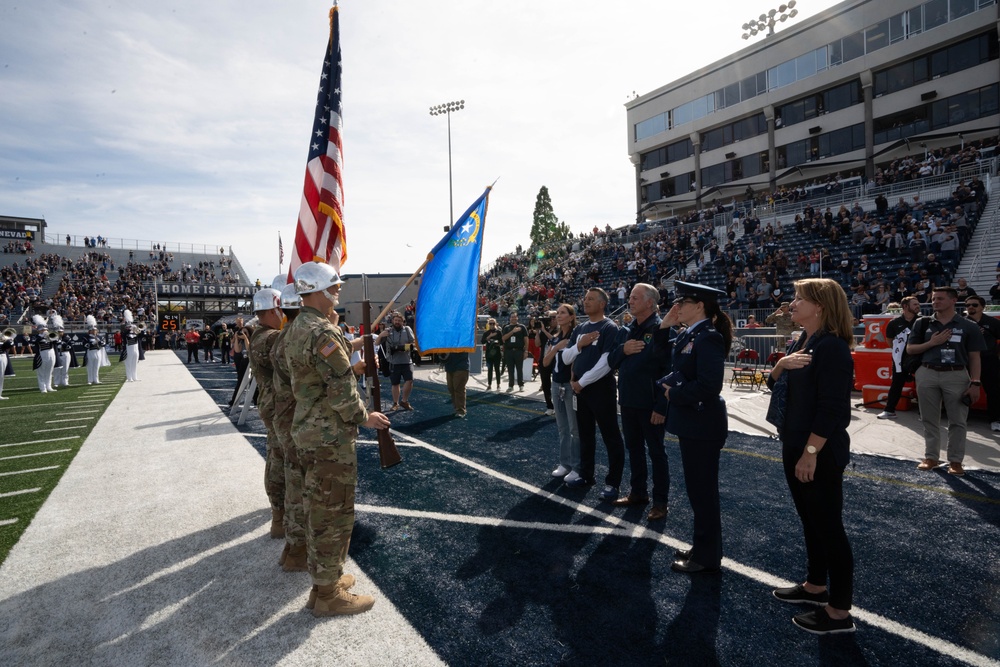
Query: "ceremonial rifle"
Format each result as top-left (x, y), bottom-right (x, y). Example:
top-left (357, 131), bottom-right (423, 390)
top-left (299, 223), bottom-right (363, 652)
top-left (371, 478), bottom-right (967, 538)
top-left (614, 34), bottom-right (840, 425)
top-left (362, 299), bottom-right (401, 468)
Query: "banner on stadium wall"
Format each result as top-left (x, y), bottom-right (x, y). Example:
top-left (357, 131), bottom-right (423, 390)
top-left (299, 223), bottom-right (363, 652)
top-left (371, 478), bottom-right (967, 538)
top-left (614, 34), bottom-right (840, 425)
top-left (0, 228), bottom-right (34, 240)
top-left (157, 284), bottom-right (255, 298)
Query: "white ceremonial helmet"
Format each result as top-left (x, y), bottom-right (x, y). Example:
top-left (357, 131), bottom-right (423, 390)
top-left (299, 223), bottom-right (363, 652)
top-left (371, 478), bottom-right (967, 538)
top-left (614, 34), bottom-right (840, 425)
top-left (293, 262), bottom-right (343, 295)
top-left (279, 283), bottom-right (302, 310)
top-left (252, 288), bottom-right (282, 313)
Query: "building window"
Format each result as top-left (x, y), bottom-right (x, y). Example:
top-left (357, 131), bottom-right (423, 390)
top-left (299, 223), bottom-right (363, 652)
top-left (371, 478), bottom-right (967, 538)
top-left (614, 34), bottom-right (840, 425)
top-left (874, 32), bottom-right (998, 97)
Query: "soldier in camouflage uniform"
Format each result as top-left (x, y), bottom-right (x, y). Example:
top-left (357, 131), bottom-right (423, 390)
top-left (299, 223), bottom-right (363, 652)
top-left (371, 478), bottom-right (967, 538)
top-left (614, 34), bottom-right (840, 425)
top-left (286, 262), bottom-right (390, 617)
top-left (270, 284), bottom-right (307, 571)
top-left (248, 287), bottom-right (286, 538)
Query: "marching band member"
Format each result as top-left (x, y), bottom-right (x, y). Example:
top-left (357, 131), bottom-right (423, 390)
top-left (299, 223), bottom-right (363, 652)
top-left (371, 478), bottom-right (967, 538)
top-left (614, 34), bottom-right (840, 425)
top-left (0, 328), bottom-right (14, 399)
top-left (84, 315), bottom-right (105, 385)
top-left (31, 315), bottom-right (57, 393)
top-left (121, 309), bottom-right (140, 382)
top-left (51, 314), bottom-right (74, 387)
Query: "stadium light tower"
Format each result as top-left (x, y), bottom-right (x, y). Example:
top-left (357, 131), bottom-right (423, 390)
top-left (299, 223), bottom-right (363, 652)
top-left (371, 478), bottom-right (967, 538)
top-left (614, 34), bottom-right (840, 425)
top-left (742, 1), bottom-right (798, 40)
top-left (429, 100), bottom-right (465, 230)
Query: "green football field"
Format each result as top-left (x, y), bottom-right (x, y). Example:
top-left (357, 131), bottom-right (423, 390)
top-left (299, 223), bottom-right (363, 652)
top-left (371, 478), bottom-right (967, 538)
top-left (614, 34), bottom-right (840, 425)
top-left (0, 356), bottom-right (124, 563)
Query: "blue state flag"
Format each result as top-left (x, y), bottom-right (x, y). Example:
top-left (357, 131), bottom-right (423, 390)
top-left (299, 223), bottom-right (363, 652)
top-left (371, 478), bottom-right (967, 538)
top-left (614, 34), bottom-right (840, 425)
top-left (415, 187), bottom-right (491, 354)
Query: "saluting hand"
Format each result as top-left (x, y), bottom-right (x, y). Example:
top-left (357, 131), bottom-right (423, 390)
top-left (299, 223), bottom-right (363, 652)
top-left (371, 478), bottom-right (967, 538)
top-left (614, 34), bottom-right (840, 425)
top-left (928, 328), bottom-right (952, 347)
top-left (623, 339), bottom-right (645, 355)
top-left (660, 304), bottom-right (682, 329)
top-left (776, 351), bottom-right (812, 372)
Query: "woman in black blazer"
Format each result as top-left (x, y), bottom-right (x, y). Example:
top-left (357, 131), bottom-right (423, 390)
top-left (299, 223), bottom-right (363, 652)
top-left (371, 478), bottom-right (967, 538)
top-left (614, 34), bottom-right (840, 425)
top-left (766, 278), bottom-right (856, 635)
top-left (656, 281), bottom-right (734, 574)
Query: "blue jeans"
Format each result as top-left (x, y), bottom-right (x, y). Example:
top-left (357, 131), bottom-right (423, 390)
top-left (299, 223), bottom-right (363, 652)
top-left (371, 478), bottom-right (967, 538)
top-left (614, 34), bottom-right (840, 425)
top-left (552, 380), bottom-right (580, 471)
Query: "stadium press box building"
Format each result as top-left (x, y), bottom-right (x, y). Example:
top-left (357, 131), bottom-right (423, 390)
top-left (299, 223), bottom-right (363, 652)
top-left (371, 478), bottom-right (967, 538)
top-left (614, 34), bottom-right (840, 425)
top-left (626, 0), bottom-right (999, 219)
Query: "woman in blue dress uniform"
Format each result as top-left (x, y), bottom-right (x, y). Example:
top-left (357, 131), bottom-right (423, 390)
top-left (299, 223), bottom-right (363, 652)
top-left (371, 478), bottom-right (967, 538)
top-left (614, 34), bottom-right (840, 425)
top-left (655, 281), bottom-right (733, 574)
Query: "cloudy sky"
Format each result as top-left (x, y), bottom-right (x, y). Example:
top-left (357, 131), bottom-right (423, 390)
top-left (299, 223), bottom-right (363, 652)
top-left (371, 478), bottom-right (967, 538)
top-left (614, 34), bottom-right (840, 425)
top-left (0, 0), bottom-right (841, 284)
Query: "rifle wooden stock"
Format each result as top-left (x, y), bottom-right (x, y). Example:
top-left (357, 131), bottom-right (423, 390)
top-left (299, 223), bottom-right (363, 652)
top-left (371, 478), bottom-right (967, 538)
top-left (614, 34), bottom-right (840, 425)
top-left (363, 300), bottom-right (401, 469)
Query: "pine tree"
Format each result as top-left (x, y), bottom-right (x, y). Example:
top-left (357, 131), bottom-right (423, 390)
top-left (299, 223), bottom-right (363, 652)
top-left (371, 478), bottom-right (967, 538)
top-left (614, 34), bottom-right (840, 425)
top-left (529, 186), bottom-right (568, 248)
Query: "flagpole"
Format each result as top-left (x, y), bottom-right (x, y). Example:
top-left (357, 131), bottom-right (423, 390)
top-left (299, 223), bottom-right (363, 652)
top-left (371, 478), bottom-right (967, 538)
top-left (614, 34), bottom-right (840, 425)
top-left (372, 257), bottom-right (430, 328)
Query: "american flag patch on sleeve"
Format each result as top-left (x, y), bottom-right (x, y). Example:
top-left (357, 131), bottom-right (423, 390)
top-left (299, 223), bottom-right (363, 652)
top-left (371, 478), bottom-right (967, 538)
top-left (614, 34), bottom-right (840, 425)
top-left (320, 338), bottom-right (338, 357)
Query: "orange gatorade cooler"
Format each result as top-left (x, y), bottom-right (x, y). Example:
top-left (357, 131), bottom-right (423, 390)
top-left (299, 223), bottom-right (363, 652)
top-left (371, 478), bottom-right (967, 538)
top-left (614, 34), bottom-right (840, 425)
top-left (852, 347), bottom-right (893, 390)
top-left (861, 314), bottom-right (893, 349)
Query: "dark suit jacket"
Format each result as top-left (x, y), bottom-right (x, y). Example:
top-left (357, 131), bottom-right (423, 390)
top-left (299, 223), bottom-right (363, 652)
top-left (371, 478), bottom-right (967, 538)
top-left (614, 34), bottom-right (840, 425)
top-left (656, 321), bottom-right (728, 441)
top-left (769, 331), bottom-right (853, 468)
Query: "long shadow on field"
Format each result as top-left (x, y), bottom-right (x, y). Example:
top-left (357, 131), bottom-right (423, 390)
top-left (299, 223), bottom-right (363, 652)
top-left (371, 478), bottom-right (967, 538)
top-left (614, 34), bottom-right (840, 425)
top-left (0, 510), bottom-right (310, 666)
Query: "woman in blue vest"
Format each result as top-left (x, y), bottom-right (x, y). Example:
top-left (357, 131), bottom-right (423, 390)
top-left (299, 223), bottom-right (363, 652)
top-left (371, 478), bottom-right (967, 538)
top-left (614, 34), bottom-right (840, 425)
top-left (655, 281), bottom-right (733, 574)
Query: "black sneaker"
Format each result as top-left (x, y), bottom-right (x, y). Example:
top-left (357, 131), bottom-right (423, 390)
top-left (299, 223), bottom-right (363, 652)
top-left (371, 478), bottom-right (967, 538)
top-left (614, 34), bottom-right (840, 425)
top-left (773, 584), bottom-right (830, 606)
top-left (792, 607), bottom-right (855, 635)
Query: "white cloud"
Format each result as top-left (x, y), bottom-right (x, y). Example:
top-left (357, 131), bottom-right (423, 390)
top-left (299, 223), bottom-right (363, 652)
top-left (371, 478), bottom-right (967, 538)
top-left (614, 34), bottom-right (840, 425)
top-left (0, 0), bottom-right (844, 283)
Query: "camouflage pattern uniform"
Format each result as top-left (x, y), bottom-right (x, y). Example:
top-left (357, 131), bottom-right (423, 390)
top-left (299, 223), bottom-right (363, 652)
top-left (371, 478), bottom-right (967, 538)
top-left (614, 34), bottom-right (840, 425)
top-left (249, 325), bottom-right (283, 511)
top-left (765, 310), bottom-right (801, 350)
top-left (270, 326), bottom-right (305, 547)
top-left (285, 305), bottom-right (368, 586)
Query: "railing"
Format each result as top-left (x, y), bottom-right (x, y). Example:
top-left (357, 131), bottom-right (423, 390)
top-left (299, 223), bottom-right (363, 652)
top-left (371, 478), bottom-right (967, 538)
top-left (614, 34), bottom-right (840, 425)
top-left (966, 172), bottom-right (997, 284)
top-left (44, 232), bottom-right (230, 257)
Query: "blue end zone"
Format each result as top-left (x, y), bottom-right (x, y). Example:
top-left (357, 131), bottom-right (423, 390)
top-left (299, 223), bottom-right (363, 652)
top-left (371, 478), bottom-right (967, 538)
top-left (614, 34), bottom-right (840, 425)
top-left (183, 354), bottom-right (1000, 665)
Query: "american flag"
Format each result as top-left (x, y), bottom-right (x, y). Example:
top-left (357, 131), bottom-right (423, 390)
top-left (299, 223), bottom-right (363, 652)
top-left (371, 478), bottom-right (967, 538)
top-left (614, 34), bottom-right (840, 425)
top-left (289, 5), bottom-right (347, 281)
top-left (278, 232), bottom-right (284, 265)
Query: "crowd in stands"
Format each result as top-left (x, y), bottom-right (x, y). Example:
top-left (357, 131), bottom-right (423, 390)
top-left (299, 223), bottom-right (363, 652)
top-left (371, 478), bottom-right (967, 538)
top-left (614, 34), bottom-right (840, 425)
top-left (478, 139), bottom-right (995, 327)
top-left (0, 242), bottom-right (245, 329)
top-left (2, 239), bottom-right (35, 254)
top-left (0, 254), bottom-right (60, 326)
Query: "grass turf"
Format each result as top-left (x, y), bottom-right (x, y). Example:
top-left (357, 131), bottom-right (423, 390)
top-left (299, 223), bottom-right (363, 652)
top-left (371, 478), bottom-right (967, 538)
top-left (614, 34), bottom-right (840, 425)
top-left (0, 356), bottom-right (124, 564)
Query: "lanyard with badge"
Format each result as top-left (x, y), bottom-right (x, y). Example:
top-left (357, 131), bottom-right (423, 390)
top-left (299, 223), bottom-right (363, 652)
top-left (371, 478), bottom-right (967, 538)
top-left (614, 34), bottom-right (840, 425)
top-left (939, 325), bottom-right (962, 365)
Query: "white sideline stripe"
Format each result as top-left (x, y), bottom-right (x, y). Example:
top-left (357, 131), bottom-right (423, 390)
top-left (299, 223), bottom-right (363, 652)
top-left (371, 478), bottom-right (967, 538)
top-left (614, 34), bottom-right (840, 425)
top-left (33, 426), bottom-right (89, 433)
top-left (56, 411), bottom-right (99, 416)
top-left (0, 449), bottom-right (72, 461)
top-left (45, 417), bottom-right (95, 424)
top-left (0, 399), bottom-right (107, 410)
top-left (356, 504), bottom-right (630, 537)
top-left (0, 465), bottom-right (60, 477)
top-left (0, 487), bottom-right (41, 498)
top-left (0, 436), bottom-right (79, 449)
top-left (0, 518), bottom-right (18, 527)
top-left (398, 429), bottom-right (1000, 667)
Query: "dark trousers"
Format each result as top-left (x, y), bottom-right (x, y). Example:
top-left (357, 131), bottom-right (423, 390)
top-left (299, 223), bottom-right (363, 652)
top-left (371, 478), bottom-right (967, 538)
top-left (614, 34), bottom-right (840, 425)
top-left (679, 437), bottom-right (723, 568)
top-left (575, 375), bottom-right (625, 487)
top-left (504, 349), bottom-right (524, 387)
top-left (230, 352), bottom-right (249, 406)
top-left (539, 364), bottom-right (554, 409)
top-left (203, 345), bottom-right (214, 362)
top-left (621, 406), bottom-right (668, 503)
top-left (486, 354), bottom-right (502, 387)
top-left (187, 345), bottom-right (199, 363)
top-left (982, 355), bottom-right (1000, 422)
top-left (884, 367), bottom-right (912, 413)
top-left (782, 443), bottom-right (853, 610)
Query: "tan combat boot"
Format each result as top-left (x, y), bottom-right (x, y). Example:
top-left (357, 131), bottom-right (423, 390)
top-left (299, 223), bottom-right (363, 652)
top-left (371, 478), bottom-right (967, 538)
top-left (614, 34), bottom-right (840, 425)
top-left (311, 580), bottom-right (371, 616)
top-left (270, 509), bottom-right (285, 539)
top-left (281, 544), bottom-right (308, 572)
top-left (306, 575), bottom-right (357, 609)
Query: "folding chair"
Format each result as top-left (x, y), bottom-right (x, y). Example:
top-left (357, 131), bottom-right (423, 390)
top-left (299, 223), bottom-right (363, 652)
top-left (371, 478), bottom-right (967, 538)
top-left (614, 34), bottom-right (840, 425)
top-left (759, 351), bottom-right (785, 389)
top-left (729, 349), bottom-right (760, 389)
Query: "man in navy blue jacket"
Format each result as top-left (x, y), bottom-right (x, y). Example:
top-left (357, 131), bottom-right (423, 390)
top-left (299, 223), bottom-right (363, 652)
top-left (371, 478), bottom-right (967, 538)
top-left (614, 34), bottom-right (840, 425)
top-left (608, 283), bottom-right (671, 520)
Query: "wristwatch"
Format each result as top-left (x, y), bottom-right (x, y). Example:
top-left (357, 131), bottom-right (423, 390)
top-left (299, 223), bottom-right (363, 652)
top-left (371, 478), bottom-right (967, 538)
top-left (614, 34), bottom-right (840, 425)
top-left (805, 445), bottom-right (819, 455)
top-left (970, 381), bottom-right (982, 386)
